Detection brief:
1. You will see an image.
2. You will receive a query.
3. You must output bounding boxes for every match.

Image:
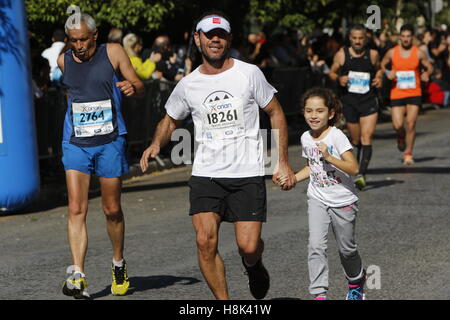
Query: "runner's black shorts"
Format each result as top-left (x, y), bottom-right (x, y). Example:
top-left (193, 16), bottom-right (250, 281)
top-left (188, 176), bottom-right (267, 223)
top-left (342, 95), bottom-right (379, 123)
top-left (390, 96), bottom-right (422, 107)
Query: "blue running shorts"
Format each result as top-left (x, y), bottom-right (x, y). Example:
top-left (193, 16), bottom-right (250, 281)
top-left (62, 136), bottom-right (129, 178)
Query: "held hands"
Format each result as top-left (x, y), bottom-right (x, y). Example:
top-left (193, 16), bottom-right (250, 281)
top-left (140, 144), bottom-right (160, 173)
top-left (116, 80), bottom-right (136, 96)
top-left (273, 162), bottom-right (296, 191)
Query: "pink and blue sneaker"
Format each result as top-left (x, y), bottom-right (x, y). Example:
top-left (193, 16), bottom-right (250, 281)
top-left (346, 275), bottom-right (366, 300)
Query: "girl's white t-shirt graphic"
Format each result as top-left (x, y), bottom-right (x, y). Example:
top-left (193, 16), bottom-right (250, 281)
top-left (165, 59), bottom-right (277, 178)
top-left (301, 126), bottom-right (358, 207)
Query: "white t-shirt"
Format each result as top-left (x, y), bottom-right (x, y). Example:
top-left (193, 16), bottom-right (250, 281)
top-left (301, 126), bottom-right (358, 207)
top-left (41, 42), bottom-right (65, 76)
top-left (165, 58), bottom-right (277, 178)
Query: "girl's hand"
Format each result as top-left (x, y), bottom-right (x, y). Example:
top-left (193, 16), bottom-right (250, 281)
top-left (316, 142), bottom-right (330, 160)
top-left (276, 174), bottom-right (289, 186)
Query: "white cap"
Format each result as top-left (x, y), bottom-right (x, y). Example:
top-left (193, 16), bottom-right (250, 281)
top-left (196, 16), bottom-right (231, 34)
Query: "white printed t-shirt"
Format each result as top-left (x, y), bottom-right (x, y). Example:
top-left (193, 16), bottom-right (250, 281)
top-left (165, 58), bottom-right (277, 178)
top-left (301, 126), bottom-right (358, 207)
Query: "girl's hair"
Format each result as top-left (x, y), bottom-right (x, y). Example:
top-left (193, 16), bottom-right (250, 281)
top-left (300, 87), bottom-right (342, 126)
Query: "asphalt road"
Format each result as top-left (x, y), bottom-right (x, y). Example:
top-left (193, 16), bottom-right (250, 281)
top-left (0, 107), bottom-right (449, 300)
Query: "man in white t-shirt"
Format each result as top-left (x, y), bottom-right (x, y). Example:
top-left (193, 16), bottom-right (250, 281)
top-left (140, 11), bottom-right (296, 300)
top-left (41, 29), bottom-right (66, 83)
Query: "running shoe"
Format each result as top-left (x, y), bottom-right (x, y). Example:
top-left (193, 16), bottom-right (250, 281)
top-left (402, 153), bottom-right (414, 165)
top-left (62, 274), bottom-right (90, 299)
top-left (397, 130), bottom-right (406, 152)
top-left (346, 274), bottom-right (366, 300)
top-left (354, 175), bottom-right (366, 190)
top-left (314, 294), bottom-right (327, 300)
top-left (242, 257), bottom-right (270, 300)
top-left (111, 260), bottom-right (130, 296)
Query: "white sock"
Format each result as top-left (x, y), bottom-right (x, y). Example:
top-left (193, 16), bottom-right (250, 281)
top-left (113, 259), bottom-right (124, 268)
top-left (73, 271), bottom-right (86, 278)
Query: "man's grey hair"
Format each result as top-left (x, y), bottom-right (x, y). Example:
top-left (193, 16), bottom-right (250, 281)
top-left (65, 13), bottom-right (97, 35)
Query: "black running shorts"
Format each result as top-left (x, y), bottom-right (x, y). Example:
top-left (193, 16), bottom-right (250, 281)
top-left (342, 96), bottom-right (379, 123)
top-left (188, 176), bottom-right (267, 222)
top-left (390, 96), bottom-right (422, 107)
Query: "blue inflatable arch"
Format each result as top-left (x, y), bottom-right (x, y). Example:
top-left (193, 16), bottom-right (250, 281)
top-left (0, 0), bottom-right (40, 213)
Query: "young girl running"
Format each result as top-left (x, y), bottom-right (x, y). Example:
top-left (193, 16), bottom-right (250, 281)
top-left (279, 87), bottom-right (366, 300)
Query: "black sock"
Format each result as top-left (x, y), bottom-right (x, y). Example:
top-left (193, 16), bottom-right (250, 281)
top-left (359, 145), bottom-right (372, 176)
top-left (354, 144), bottom-right (362, 163)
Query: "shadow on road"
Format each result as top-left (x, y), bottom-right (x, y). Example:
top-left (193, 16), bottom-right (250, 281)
top-left (372, 131), bottom-right (428, 140)
top-left (368, 166), bottom-right (450, 175)
top-left (122, 181), bottom-right (188, 194)
top-left (90, 275), bottom-right (201, 299)
top-left (364, 179), bottom-right (404, 191)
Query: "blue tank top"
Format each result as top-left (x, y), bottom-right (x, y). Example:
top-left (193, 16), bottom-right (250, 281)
top-left (62, 44), bottom-right (127, 147)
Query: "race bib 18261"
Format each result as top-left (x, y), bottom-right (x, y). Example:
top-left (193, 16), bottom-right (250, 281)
top-left (201, 96), bottom-right (245, 140)
top-left (72, 99), bottom-right (114, 138)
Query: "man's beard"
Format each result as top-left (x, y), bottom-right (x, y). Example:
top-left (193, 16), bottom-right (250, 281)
top-left (199, 45), bottom-right (229, 67)
top-left (401, 42), bottom-right (412, 50)
top-left (351, 44), bottom-right (365, 54)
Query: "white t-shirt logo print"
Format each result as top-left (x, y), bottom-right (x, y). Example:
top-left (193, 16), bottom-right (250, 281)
top-left (201, 91), bottom-right (245, 140)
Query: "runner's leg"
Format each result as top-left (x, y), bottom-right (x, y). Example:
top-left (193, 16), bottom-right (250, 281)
top-left (66, 170), bottom-right (91, 273)
top-left (391, 105), bottom-right (406, 134)
top-left (234, 221), bottom-right (264, 265)
top-left (192, 212), bottom-right (229, 300)
top-left (99, 177), bottom-right (125, 262)
top-left (404, 104), bottom-right (420, 154)
top-left (359, 112), bottom-right (378, 176)
top-left (391, 105), bottom-right (407, 151)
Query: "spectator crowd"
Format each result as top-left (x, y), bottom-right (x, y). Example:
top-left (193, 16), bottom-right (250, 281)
top-left (32, 22), bottom-right (450, 111)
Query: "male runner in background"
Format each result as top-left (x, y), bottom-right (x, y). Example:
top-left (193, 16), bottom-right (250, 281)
top-left (329, 24), bottom-right (383, 190)
top-left (380, 24), bottom-right (433, 165)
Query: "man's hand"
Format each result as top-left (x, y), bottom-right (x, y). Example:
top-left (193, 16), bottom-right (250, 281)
top-left (386, 71), bottom-right (396, 81)
top-left (371, 77), bottom-right (382, 88)
top-left (273, 161), bottom-right (296, 190)
top-left (421, 72), bottom-right (430, 82)
top-left (116, 80), bottom-right (136, 96)
top-left (339, 75), bottom-right (349, 87)
top-left (140, 144), bottom-right (160, 173)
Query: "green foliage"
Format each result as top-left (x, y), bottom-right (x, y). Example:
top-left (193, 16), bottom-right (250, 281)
top-left (25, 0), bottom-right (450, 48)
top-left (249, 0), bottom-right (449, 33)
top-left (25, 0), bottom-right (175, 31)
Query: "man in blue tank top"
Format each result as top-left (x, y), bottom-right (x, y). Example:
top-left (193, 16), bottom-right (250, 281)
top-left (329, 24), bottom-right (383, 190)
top-left (57, 12), bottom-right (144, 299)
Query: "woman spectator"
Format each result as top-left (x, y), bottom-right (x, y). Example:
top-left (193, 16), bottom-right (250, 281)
top-left (123, 33), bottom-right (161, 80)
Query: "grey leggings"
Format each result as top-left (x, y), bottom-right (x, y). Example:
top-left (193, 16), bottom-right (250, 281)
top-left (307, 198), bottom-right (364, 295)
